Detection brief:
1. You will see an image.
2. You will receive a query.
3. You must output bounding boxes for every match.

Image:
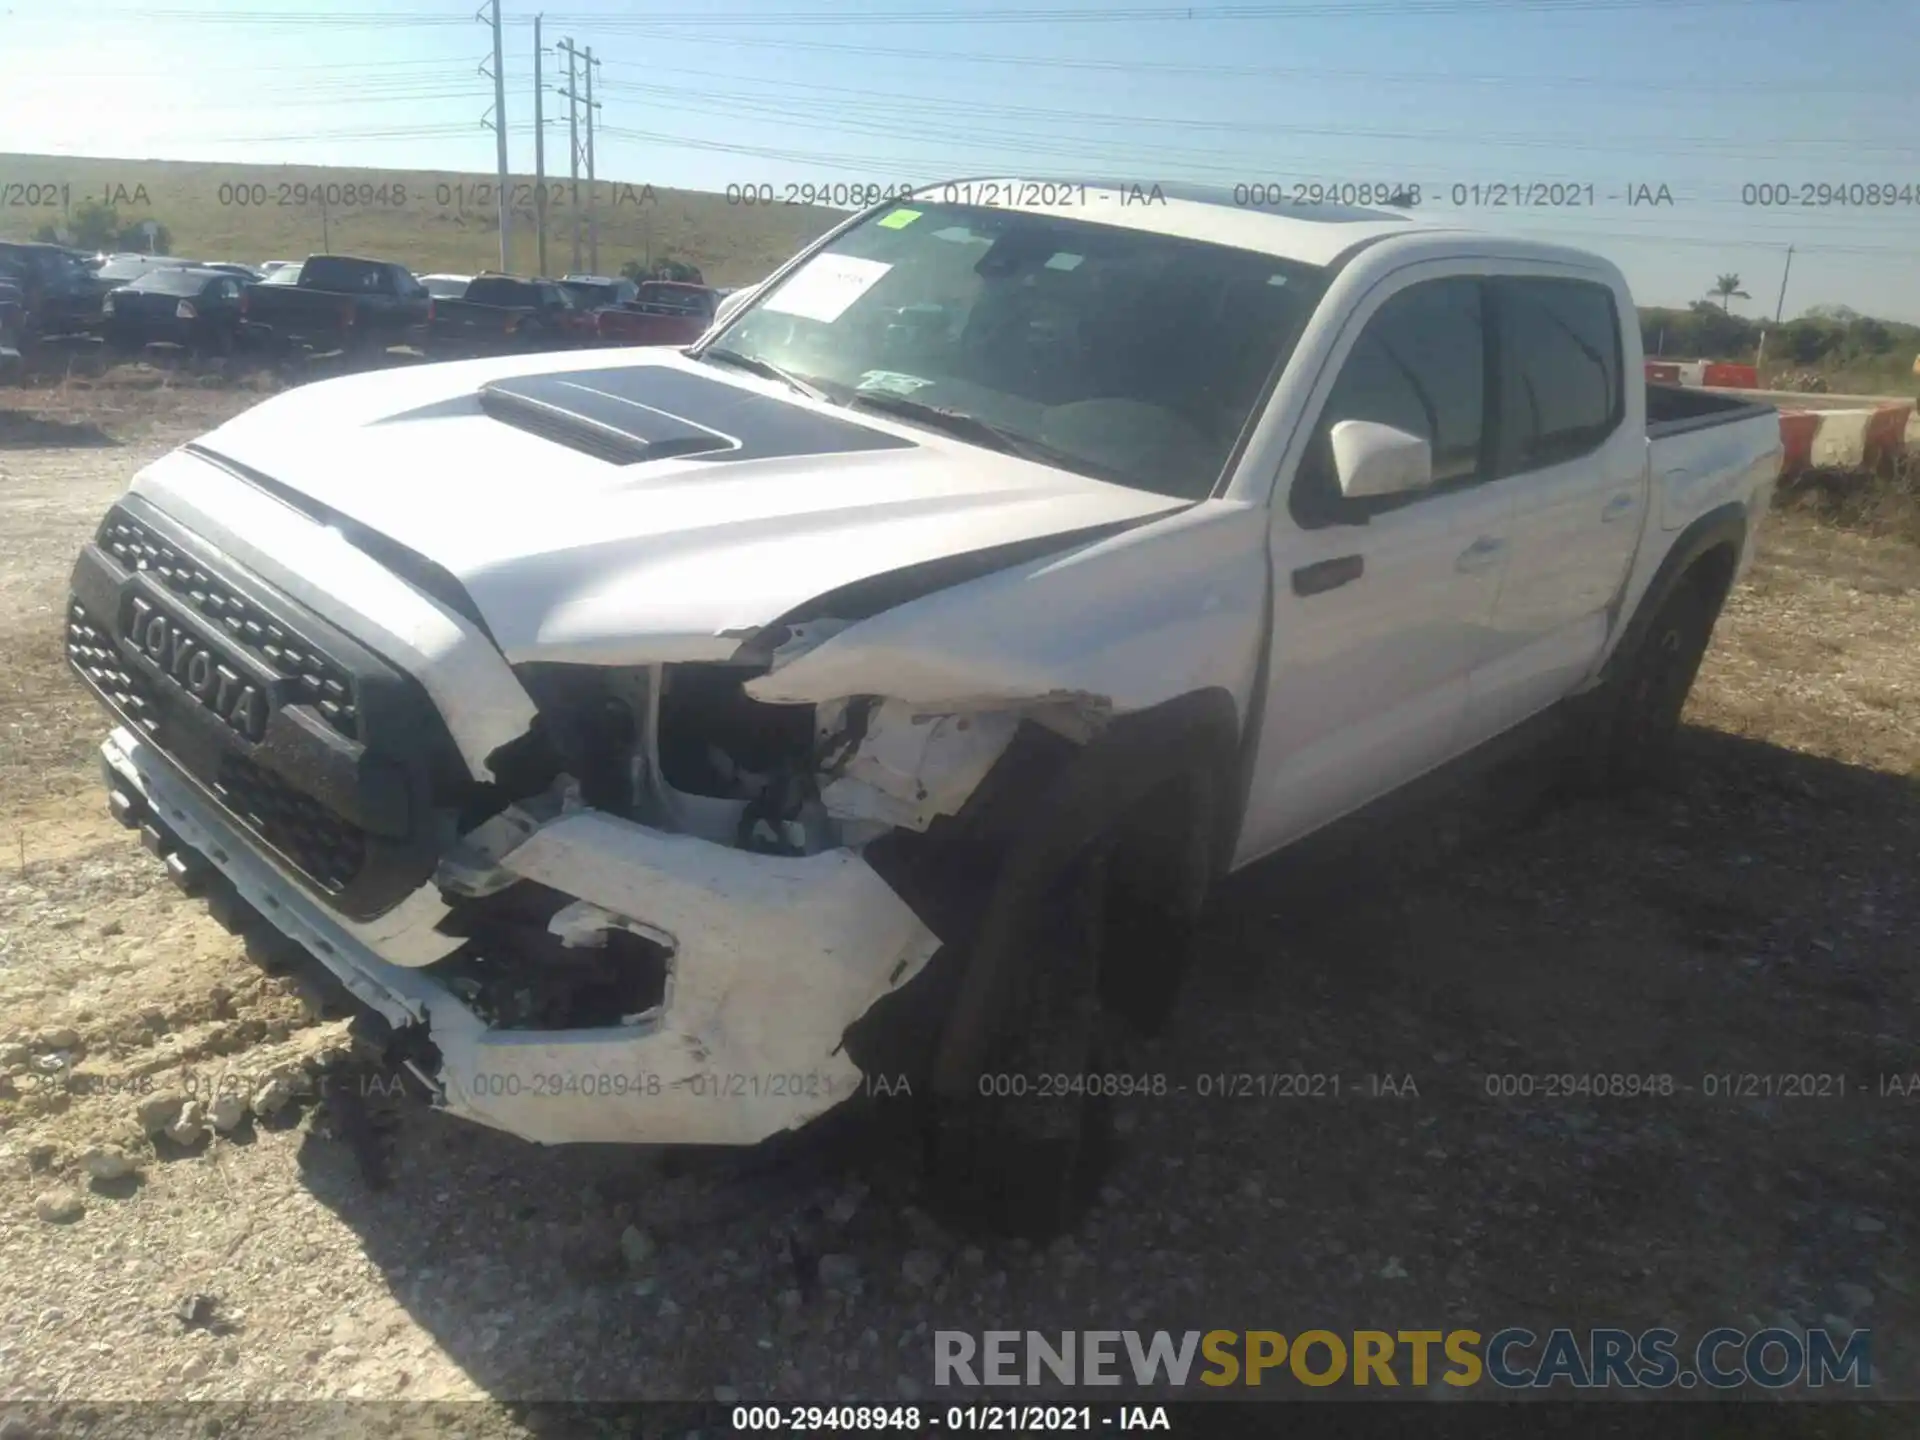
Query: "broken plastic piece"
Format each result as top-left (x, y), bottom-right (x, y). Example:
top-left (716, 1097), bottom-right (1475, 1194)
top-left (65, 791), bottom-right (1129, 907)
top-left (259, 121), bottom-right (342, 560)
top-left (819, 701), bottom-right (1018, 832)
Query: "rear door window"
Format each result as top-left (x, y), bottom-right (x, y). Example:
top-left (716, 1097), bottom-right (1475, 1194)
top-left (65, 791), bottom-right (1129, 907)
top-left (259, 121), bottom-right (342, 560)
top-left (1491, 277), bottom-right (1623, 474)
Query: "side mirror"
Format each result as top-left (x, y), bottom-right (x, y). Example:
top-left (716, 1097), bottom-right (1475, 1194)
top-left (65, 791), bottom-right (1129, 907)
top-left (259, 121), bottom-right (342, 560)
top-left (1329, 419), bottom-right (1434, 499)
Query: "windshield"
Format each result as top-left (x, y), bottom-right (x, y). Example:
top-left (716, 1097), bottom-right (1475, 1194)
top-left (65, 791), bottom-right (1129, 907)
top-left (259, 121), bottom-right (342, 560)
top-left (560, 280), bottom-right (616, 307)
top-left (97, 257), bottom-right (172, 282)
top-left (703, 203), bottom-right (1326, 499)
top-left (128, 268), bottom-right (215, 297)
top-left (422, 276), bottom-right (469, 299)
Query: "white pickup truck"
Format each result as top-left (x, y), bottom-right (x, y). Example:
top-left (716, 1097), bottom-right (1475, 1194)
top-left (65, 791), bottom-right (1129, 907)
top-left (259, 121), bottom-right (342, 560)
top-left (66, 181), bottom-right (1782, 1234)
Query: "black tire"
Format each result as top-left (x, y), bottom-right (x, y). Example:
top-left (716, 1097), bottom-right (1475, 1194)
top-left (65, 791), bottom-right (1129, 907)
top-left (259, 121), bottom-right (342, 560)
top-left (1098, 771), bottom-right (1213, 1037)
top-left (1580, 572), bottom-right (1723, 790)
top-left (923, 853), bottom-right (1117, 1240)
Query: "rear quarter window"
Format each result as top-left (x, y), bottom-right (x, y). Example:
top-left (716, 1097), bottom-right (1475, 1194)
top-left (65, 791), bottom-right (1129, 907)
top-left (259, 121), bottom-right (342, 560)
top-left (301, 258), bottom-right (385, 292)
top-left (1492, 276), bottom-right (1623, 474)
top-left (467, 279), bottom-right (534, 306)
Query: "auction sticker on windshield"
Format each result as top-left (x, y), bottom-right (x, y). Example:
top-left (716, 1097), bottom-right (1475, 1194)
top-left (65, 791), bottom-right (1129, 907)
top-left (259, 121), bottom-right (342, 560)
top-left (761, 253), bottom-right (893, 324)
top-left (856, 370), bottom-right (936, 396)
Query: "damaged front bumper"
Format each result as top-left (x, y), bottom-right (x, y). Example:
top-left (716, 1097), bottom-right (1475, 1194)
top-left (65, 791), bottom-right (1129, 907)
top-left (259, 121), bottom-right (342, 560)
top-left (102, 725), bottom-right (939, 1147)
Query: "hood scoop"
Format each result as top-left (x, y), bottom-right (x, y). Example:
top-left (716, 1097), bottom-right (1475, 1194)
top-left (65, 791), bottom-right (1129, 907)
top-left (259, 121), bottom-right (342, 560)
top-left (475, 363), bottom-right (917, 467)
top-left (479, 373), bottom-right (734, 465)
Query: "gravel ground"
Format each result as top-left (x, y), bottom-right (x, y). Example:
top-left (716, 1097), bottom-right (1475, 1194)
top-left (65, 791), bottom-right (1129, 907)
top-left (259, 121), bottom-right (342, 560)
top-left (1, 382), bottom-right (1915, 1427)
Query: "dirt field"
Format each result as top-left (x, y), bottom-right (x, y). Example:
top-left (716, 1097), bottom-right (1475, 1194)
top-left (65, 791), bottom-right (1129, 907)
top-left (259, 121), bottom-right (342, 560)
top-left (1, 376), bottom-right (1916, 1425)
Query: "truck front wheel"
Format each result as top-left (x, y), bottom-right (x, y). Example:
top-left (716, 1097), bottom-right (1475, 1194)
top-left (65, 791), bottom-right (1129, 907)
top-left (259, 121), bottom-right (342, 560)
top-left (922, 852), bottom-right (1120, 1239)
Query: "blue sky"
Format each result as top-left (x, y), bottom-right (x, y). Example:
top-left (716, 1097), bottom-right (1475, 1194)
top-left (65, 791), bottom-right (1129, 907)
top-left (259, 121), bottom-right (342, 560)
top-left (4, 0), bottom-right (1918, 320)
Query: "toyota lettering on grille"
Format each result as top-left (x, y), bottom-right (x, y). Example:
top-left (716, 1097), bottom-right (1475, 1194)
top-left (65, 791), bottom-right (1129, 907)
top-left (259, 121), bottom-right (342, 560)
top-left (125, 593), bottom-right (270, 743)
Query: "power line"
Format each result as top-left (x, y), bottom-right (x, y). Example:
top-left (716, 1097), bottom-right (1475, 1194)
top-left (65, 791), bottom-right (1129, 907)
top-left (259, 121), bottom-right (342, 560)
top-left (50, 44), bottom-right (1906, 100)
top-left (594, 31), bottom-right (1916, 99)
top-left (104, 0), bottom-right (1859, 27)
top-left (556, 36), bottom-right (588, 271)
top-left (591, 85), bottom-right (1920, 178)
top-left (561, 0), bottom-right (1843, 24)
top-left (179, 123), bottom-right (484, 142)
top-left (590, 70), bottom-right (1918, 157)
top-left (585, 44), bottom-right (601, 273)
top-left (479, 0), bottom-right (512, 270)
top-left (534, 13), bottom-right (550, 276)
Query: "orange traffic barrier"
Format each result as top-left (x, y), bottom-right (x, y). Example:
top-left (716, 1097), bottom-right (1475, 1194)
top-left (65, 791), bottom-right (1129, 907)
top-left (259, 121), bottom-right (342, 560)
top-left (1700, 363), bottom-right (1758, 389)
top-left (1777, 410), bottom-right (1821, 479)
top-left (1863, 401), bottom-right (1915, 468)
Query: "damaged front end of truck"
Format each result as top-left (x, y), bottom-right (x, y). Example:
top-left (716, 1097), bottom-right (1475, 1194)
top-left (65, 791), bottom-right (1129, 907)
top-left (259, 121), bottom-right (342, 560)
top-left (93, 608), bottom-right (1106, 1150)
top-left (69, 355), bottom-right (1270, 1157)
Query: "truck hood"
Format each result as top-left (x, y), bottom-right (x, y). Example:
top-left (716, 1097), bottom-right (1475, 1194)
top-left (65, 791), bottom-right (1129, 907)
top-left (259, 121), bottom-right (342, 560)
top-left (185, 350), bottom-right (1188, 665)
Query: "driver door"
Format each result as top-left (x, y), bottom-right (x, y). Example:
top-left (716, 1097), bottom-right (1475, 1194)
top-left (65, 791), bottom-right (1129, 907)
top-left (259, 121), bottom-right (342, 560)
top-left (1234, 272), bottom-right (1517, 863)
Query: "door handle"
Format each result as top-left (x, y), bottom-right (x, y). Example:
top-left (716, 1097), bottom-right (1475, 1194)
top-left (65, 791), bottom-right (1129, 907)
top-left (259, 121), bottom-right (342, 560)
top-left (1291, 554), bottom-right (1364, 596)
top-left (1454, 536), bottom-right (1506, 574)
top-left (1601, 492), bottom-right (1638, 522)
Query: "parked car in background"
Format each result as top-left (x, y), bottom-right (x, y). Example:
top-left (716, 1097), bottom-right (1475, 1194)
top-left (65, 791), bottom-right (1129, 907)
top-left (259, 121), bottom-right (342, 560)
top-left (102, 265), bottom-right (249, 357)
top-left (591, 280), bottom-right (719, 346)
top-left (238, 253), bottom-right (431, 355)
top-left (258, 261), bottom-right (298, 275)
top-left (712, 283), bottom-right (759, 329)
top-left (0, 240), bottom-right (101, 337)
top-left (0, 265), bottom-right (24, 374)
top-left (258, 262), bottom-right (304, 287)
top-left (559, 274), bottom-right (639, 311)
top-left (423, 274), bottom-right (590, 357)
top-left (195, 262), bottom-right (265, 283)
top-left (81, 254), bottom-right (202, 316)
top-left (420, 274), bottom-right (475, 301)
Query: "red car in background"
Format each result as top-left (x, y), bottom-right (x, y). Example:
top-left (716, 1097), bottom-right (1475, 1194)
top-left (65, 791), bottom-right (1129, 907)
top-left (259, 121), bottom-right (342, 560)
top-left (591, 281), bottom-right (719, 347)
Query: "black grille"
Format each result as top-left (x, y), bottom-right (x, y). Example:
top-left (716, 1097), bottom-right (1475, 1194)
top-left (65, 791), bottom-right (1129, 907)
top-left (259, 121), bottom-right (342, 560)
top-left (67, 601), bottom-right (160, 735)
top-left (71, 498), bottom-right (460, 921)
top-left (213, 753), bottom-right (367, 894)
top-left (98, 510), bottom-right (360, 737)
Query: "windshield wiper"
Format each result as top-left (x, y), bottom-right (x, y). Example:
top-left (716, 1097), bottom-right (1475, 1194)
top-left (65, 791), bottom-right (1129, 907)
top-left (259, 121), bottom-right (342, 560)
top-left (699, 347), bottom-right (829, 402)
top-left (843, 391), bottom-right (1057, 462)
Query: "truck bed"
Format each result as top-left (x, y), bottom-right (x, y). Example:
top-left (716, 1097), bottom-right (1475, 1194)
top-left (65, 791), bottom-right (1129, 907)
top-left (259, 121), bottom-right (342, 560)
top-left (1643, 382), bottom-right (1783, 545)
top-left (1646, 381), bottom-right (1777, 440)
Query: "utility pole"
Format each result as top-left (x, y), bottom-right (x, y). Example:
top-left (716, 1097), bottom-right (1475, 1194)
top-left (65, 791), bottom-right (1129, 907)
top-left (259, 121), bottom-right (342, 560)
top-left (1774, 245), bottom-right (1795, 324)
top-left (558, 36), bottom-right (583, 273)
top-left (533, 14), bottom-right (548, 276)
top-left (585, 46), bottom-right (600, 274)
top-left (478, 0), bottom-right (511, 272)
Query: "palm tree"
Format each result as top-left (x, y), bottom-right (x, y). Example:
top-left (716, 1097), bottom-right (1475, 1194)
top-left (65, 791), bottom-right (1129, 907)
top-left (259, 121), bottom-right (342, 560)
top-left (1708, 274), bottom-right (1751, 313)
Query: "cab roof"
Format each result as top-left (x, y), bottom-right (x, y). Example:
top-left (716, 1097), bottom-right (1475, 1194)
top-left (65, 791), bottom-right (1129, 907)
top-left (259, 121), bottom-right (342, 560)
top-left (901, 177), bottom-right (1467, 270)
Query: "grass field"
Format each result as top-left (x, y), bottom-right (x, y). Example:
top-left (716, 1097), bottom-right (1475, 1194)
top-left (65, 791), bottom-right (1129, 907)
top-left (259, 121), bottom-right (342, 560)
top-left (0, 152), bottom-right (850, 285)
top-left (1765, 357), bottom-right (1920, 399)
